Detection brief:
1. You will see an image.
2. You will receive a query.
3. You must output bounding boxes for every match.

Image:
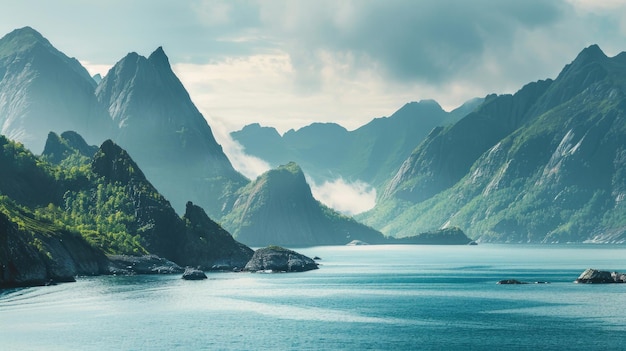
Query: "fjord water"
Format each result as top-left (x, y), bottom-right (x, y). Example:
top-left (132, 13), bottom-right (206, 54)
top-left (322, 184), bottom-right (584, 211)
top-left (1, 245), bottom-right (625, 350)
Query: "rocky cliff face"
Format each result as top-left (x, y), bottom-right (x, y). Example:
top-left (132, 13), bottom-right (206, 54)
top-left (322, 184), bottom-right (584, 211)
top-left (0, 27), bottom-right (112, 153)
top-left (95, 47), bottom-right (247, 215)
top-left (0, 210), bottom-right (109, 288)
top-left (180, 201), bottom-right (253, 269)
top-left (221, 162), bottom-right (388, 246)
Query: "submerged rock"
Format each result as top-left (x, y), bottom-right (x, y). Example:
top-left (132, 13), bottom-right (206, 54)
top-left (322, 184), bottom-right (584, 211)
top-left (497, 279), bottom-right (528, 285)
top-left (346, 240), bottom-right (369, 246)
top-left (244, 246), bottom-right (318, 273)
top-left (182, 268), bottom-right (207, 280)
top-left (575, 268), bottom-right (626, 284)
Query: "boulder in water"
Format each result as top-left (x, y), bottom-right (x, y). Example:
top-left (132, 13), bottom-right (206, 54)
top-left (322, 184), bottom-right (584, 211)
top-left (244, 246), bottom-right (318, 273)
top-left (182, 268), bottom-right (207, 280)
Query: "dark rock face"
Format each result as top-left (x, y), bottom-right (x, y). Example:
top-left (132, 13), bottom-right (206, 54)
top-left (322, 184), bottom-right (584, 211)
top-left (244, 246), bottom-right (319, 273)
top-left (42, 131), bottom-right (98, 164)
top-left (182, 267), bottom-right (207, 280)
top-left (179, 202), bottom-right (253, 270)
top-left (575, 268), bottom-right (626, 284)
top-left (0, 212), bottom-right (109, 288)
top-left (108, 255), bottom-right (183, 275)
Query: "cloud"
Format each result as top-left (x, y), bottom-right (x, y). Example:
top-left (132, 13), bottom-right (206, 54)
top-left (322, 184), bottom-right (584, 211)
top-left (254, 0), bottom-right (568, 86)
top-left (308, 177), bottom-right (377, 216)
top-left (202, 113), bottom-right (271, 180)
top-left (8, 0), bottom-right (625, 136)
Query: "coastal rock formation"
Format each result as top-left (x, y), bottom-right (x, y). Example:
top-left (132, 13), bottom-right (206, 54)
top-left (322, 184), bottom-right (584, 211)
top-left (0, 211), bottom-right (109, 288)
top-left (575, 268), bottom-right (626, 284)
top-left (108, 255), bottom-right (184, 275)
top-left (182, 267), bottom-right (207, 280)
top-left (395, 227), bottom-right (472, 245)
top-left (244, 246), bottom-right (319, 273)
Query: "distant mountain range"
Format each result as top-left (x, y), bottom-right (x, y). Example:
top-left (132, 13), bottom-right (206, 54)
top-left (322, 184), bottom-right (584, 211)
top-left (232, 98), bottom-right (482, 187)
top-left (1, 26), bottom-right (625, 246)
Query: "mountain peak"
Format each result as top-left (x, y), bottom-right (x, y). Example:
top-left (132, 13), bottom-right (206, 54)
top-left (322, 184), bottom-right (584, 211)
top-left (0, 26), bottom-right (52, 57)
top-left (91, 139), bottom-right (148, 184)
top-left (148, 46), bottom-right (170, 68)
top-left (574, 44), bottom-right (607, 62)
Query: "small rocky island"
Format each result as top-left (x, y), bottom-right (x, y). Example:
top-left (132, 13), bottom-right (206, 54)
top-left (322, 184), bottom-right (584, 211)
top-left (244, 246), bottom-right (319, 273)
top-left (575, 268), bottom-right (626, 284)
top-left (182, 267), bottom-right (207, 280)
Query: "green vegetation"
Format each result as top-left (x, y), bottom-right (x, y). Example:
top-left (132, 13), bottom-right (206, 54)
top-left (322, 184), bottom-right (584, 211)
top-left (0, 134), bottom-right (150, 255)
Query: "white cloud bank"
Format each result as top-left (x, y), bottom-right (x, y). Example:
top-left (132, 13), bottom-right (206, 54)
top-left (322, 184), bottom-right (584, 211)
top-left (308, 177), bottom-right (377, 216)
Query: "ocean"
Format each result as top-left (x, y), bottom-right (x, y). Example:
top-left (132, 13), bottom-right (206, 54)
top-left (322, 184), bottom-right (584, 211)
top-left (1, 244), bottom-right (625, 350)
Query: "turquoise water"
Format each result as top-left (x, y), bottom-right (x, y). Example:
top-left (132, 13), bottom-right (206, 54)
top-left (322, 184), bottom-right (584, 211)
top-left (1, 245), bottom-right (626, 350)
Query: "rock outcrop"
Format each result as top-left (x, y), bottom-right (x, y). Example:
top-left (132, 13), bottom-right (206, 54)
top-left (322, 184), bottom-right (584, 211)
top-left (108, 255), bottom-right (183, 275)
top-left (575, 268), bottom-right (626, 284)
top-left (182, 267), bottom-right (207, 280)
top-left (0, 211), bottom-right (109, 288)
top-left (395, 227), bottom-right (472, 245)
top-left (244, 246), bottom-right (319, 273)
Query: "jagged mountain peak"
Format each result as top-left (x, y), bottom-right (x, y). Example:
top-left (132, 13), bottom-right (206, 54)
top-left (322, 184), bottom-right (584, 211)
top-left (95, 44), bottom-right (247, 215)
top-left (91, 139), bottom-right (148, 184)
top-left (148, 46), bottom-right (169, 65)
top-left (575, 44), bottom-right (607, 63)
top-left (555, 44), bottom-right (609, 82)
top-left (41, 131), bottom-right (97, 164)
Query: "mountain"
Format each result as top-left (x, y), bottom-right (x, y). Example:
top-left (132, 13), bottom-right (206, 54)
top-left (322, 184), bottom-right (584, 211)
top-left (231, 98), bottom-right (482, 187)
top-left (42, 131), bottom-right (98, 165)
top-left (0, 132), bottom-right (253, 287)
top-left (362, 45), bottom-right (626, 243)
top-left (0, 27), bottom-right (113, 153)
top-left (95, 47), bottom-right (248, 216)
top-left (220, 162), bottom-right (388, 247)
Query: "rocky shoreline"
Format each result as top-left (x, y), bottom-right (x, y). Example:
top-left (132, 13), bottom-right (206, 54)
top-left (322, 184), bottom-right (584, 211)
top-left (1, 245), bottom-right (320, 288)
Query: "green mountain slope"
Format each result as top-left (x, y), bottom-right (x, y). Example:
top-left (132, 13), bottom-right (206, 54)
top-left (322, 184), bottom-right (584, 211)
top-left (220, 162), bottom-right (388, 246)
top-left (363, 45), bottom-right (626, 243)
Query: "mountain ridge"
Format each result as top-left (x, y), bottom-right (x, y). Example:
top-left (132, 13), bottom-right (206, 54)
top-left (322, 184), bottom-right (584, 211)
top-left (362, 44), bottom-right (626, 243)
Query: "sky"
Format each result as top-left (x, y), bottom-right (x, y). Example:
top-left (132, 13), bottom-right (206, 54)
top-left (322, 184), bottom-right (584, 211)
top-left (1, 0), bottom-right (626, 214)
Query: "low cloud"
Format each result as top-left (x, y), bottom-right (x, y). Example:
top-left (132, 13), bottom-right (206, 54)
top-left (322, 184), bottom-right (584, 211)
top-left (203, 113), bottom-right (271, 180)
top-left (308, 177), bottom-right (377, 216)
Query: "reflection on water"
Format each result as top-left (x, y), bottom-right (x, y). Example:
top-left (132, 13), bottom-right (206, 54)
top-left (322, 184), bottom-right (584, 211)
top-left (1, 245), bottom-right (625, 350)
